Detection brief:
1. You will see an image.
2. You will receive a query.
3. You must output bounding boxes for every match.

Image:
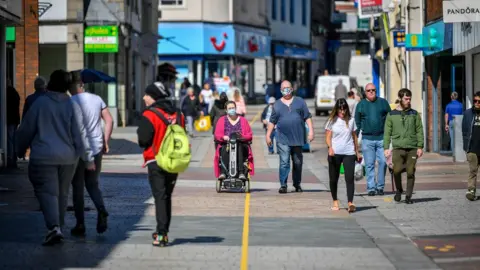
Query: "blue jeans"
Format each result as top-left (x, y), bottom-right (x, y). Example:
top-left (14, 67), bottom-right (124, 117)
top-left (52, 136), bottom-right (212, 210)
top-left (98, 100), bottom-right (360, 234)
top-left (277, 143), bottom-right (303, 187)
top-left (362, 139), bottom-right (387, 192)
top-left (267, 129), bottom-right (276, 153)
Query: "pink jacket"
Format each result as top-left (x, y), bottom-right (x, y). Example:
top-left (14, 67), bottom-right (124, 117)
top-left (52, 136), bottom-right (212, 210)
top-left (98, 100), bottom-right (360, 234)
top-left (213, 115), bottom-right (255, 178)
top-left (235, 97), bottom-right (247, 115)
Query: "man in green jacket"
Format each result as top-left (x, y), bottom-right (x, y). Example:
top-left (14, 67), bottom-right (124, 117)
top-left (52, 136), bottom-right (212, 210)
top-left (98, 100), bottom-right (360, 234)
top-left (383, 88), bottom-right (424, 204)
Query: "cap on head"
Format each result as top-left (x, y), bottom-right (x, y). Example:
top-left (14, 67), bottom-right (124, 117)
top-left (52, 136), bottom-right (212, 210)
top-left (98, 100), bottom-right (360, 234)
top-left (268, 97), bottom-right (276, 104)
top-left (145, 81), bottom-right (170, 101)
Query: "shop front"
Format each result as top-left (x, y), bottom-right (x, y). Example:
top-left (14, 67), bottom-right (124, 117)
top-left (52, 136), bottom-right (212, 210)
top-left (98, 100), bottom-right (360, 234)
top-left (157, 22), bottom-right (270, 98)
top-left (271, 44), bottom-right (318, 98)
top-left (422, 20), bottom-right (462, 153)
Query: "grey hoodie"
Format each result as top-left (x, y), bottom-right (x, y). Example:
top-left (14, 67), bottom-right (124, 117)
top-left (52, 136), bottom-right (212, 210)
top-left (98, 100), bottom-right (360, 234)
top-left (16, 91), bottom-right (94, 165)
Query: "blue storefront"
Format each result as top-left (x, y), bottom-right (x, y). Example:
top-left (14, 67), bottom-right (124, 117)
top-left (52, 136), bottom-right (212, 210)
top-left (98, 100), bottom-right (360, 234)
top-left (158, 22), bottom-right (271, 97)
top-left (271, 43), bottom-right (318, 98)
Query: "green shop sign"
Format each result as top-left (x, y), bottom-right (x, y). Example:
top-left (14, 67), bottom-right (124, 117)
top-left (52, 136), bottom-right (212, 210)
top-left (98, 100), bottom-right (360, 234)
top-left (6, 27), bottom-right (15, 42)
top-left (84, 25), bottom-right (119, 53)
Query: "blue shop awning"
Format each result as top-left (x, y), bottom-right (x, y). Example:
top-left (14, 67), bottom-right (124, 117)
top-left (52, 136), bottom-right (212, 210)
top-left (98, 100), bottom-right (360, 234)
top-left (273, 44), bottom-right (318, 61)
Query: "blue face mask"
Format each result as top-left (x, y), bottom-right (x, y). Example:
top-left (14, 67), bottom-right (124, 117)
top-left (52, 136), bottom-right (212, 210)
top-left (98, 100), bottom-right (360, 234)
top-left (281, 87), bottom-right (292, 96)
top-left (227, 108), bottom-right (236, 116)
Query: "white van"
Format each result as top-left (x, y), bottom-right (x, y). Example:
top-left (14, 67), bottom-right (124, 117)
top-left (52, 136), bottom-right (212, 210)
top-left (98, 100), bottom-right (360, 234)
top-left (349, 55), bottom-right (372, 91)
top-left (314, 75), bottom-right (358, 116)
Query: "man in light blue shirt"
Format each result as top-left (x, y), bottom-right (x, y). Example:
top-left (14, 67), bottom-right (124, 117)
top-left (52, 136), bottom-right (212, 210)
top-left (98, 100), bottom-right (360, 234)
top-left (445, 92), bottom-right (463, 151)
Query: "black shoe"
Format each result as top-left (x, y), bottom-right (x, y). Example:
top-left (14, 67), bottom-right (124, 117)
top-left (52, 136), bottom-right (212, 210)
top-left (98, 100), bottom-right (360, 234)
top-left (294, 185), bottom-right (303, 192)
top-left (97, 210), bottom-right (109, 234)
top-left (278, 186), bottom-right (287, 194)
top-left (376, 189), bottom-right (384, 196)
top-left (71, 223), bottom-right (86, 237)
top-left (405, 196), bottom-right (413, 204)
top-left (394, 192), bottom-right (402, 202)
top-left (43, 226), bottom-right (63, 246)
top-left (368, 191), bottom-right (376, 196)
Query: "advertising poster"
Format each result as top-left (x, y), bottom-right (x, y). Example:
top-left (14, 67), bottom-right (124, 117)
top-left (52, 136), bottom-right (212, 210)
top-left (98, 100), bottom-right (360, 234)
top-left (358, 0), bottom-right (383, 19)
top-left (214, 76), bottom-right (231, 94)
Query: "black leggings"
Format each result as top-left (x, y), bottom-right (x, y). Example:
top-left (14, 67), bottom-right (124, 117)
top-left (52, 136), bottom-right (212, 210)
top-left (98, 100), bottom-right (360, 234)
top-left (328, 154), bottom-right (356, 203)
top-left (220, 143), bottom-right (249, 174)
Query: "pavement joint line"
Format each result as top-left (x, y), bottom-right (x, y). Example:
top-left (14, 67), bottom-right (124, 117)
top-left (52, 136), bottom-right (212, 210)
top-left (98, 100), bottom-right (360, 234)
top-left (240, 110), bottom-right (262, 270)
top-left (433, 256), bottom-right (480, 263)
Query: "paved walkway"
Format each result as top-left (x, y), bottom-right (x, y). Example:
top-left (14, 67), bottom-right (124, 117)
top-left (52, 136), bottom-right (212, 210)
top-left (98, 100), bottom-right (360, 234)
top-left (0, 103), bottom-right (478, 269)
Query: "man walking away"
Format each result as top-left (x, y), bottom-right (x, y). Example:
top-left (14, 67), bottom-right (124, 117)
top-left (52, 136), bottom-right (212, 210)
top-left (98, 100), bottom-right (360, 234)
top-left (137, 82), bottom-right (185, 247)
top-left (6, 79), bottom-right (20, 168)
top-left (445, 92), bottom-right (463, 151)
top-left (266, 80), bottom-right (314, 193)
top-left (69, 71), bottom-right (114, 236)
top-left (384, 88), bottom-right (424, 204)
top-left (22, 76), bottom-right (47, 117)
top-left (462, 91), bottom-right (480, 201)
top-left (334, 78), bottom-right (348, 101)
top-left (346, 91), bottom-right (358, 116)
top-left (355, 83), bottom-right (391, 196)
top-left (16, 69), bottom-right (94, 246)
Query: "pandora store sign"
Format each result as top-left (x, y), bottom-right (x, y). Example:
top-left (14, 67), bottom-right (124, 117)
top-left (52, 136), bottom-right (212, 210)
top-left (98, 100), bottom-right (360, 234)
top-left (444, 0), bottom-right (480, 23)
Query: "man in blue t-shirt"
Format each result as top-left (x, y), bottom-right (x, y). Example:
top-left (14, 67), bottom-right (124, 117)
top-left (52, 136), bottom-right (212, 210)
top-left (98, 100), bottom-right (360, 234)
top-left (266, 80), bottom-right (314, 194)
top-left (445, 91), bottom-right (463, 151)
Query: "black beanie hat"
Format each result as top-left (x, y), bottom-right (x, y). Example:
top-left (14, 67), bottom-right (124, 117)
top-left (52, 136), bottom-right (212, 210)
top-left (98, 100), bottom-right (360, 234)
top-left (145, 81), bottom-right (170, 101)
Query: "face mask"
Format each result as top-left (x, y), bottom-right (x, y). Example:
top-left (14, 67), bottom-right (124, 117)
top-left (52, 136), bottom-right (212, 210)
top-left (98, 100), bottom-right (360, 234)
top-left (281, 87), bottom-right (292, 96)
top-left (227, 108), bottom-right (236, 116)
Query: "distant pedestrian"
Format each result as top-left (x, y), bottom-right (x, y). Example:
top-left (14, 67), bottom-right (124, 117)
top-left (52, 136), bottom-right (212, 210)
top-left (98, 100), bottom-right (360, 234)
top-left (355, 83), bottom-right (391, 196)
top-left (137, 82), bottom-right (185, 247)
top-left (325, 98), bottom-right (361, 213)
top-left (266, 80), bottom-right (314, 193)
top-left (6, 79), bottom-right (20, 168)
top-left (210, 92), bottom-right (228, 134)
top-left (262, 97), bottom-right (276, 154)
top-left (334, 79), bottom-right (348, 101)
top-left (346, 91), bottom-right (357, 116)
top-left (69, 71), bottom-right (114, 237)
top-left (22, 76), bottom-right (47, 117)
top-left (384, 88), bottom-right (424, 204)
top-left (233, 88), bottom-right (246, 117)
top-left (461, 91), bottom-right (480, 201)
top-left (200, 83), bottom-right (214, 114)
top-left (445, 92), bottom-right (463, 151)
top-left (16, 69), bottom-right (94, 246)
top-left (180, 87), bottom-right (202, 137)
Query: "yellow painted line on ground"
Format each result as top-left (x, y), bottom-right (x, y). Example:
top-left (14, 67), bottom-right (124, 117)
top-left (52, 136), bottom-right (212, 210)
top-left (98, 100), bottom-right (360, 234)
top-left (240, 110), bottom-right (261, 270)
top-left (424, 246), bottom-right (438, 250)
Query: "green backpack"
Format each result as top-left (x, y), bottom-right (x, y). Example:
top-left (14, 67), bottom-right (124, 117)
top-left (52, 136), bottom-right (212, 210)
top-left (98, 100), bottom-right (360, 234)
top-left (149, 108), bottom-right (191, 173)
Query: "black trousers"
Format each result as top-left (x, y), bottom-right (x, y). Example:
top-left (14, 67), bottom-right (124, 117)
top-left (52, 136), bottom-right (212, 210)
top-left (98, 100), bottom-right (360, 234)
top-left (328, 154), bottom-right (356, 203)
top-left (220, 143), bottom-right (249, 174)
top-left (147, 163), bottom-right (178, 235)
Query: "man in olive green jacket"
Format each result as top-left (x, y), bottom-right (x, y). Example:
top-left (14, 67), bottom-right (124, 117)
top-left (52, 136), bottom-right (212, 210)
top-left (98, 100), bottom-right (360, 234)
top-left (383, 88), bottom-right (424, 204)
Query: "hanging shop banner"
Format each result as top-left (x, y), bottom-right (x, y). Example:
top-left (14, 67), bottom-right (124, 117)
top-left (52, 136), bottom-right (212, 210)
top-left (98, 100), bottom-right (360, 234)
top-left (405, 34), bottom-right (427, 51)
top-left (392, 29), bottom-right (406, 47)
top-left (443, 0), bottom-right (480, 23)
top-left (84, 25), bottom-right (119, 53)
top-left (358, 0), bottom-right (383, 19)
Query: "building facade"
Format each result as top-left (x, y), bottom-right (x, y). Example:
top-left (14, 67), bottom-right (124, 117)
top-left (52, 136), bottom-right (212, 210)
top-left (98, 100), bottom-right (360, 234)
top-left (37, 0), bottom-right (159, 127)
top-left (157, 0), bottom-right (271, 100)
top-left (0, 0), bottom-right (31, 168)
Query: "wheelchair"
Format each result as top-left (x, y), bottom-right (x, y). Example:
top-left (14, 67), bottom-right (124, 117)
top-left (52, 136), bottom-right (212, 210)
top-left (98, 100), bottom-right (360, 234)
top-left (215, 132), bottom-right (252, 193)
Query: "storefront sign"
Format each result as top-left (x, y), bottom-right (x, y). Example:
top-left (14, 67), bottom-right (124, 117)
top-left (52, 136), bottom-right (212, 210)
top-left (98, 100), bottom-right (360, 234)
top-left (405, 34), bottom-right (426, 51)
top-left (358, 0), bottom-right (383, 19)
top-left (84, 25), bottom-right (119, 53)
top-left (453, 21), bottom-right (480, 55)
top-left (392, 30), bottom-right (405, 47)
top-left (443, 0), bottom-right (480, 23)
top-left (234, 25), bottom-right (270, 58)
top-left (6, 27), bottom-right (15, 42)
top-left (423, 20), bottom-right (452, 56)
top-left (274, 44), bottom-right (318, 60)
top-left (213, 77), bottom-right (231, 94)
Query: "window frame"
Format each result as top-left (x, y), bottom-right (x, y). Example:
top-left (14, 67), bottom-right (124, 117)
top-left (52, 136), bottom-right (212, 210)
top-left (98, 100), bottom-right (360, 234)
top-left (289, 0), bottom-right (294, 24)
top-left (301, 0), bottom-right (307, 26)
top-left (281, 0), bottom-right (286, 21)
top-left (159, 0), bottom-right (186, 8)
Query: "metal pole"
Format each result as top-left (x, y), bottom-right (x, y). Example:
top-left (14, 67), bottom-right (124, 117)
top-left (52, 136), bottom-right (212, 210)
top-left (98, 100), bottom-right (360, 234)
top-left (405, 0), bottom-right (411, 90)
top-left (0, 24), bottom-right (6, 168)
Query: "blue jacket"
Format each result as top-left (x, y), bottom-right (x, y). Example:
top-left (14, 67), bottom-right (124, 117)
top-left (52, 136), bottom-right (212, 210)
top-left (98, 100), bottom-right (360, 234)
top-left (461, 108), bottom-right (477, 152)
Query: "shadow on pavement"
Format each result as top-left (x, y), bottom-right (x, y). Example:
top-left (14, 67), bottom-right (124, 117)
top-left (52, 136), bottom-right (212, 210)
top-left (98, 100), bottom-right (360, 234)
top-left (354, 206), bottom-right (378, 212)
top-left (107, 138), bottom-right (143, 155)
top-left (170, 236), bottom-right (225, 246)
top-left (411, 197), bottom-right (441, 203)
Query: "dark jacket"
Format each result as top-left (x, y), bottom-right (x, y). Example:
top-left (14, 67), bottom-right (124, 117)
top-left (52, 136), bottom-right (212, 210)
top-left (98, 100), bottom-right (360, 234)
top-left (261, 104), bottom-right (273, 129)
top-left (23, 90), bottom-right (46, 118)
top-left (210, 99), bottom-right (227, 134)
top-left (383, 108), bottom-right (424, 149)
top-left (180, 95), bottom-right (201, 117)
top-left (7, 86), bottom-right (20, 125)
top-left (462, 108), bottom-right (477, 152)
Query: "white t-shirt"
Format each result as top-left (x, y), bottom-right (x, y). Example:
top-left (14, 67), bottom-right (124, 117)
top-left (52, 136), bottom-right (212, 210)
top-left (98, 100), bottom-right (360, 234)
top-left (201, 89), bottom-right (213, 104)
top-left (325, 117), bottom-right (357, 155)
top-left (71, 92), bottom-right (107, 156)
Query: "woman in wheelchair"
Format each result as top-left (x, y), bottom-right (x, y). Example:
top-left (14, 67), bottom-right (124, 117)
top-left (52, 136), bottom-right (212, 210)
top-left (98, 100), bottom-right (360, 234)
top-left (213, 101), bottom-right (254, 181)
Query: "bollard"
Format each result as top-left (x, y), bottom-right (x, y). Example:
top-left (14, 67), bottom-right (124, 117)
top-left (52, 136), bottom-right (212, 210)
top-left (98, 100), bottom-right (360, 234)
top-left (453, 115), bottom-right (466, 162)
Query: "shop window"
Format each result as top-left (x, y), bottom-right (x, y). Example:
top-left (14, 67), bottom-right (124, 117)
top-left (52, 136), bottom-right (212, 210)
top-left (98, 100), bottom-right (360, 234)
top-left (281, 0), bottom-right (286, 21)
top-left (85, 53), bottom-right (116, 107)
top-left (272, 0), bottom-right (277, 20)
top-left (160, 0), bottom-right (184, 7)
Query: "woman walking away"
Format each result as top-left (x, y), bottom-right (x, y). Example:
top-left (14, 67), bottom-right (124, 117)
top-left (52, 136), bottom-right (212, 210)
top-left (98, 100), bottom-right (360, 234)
top-left (325, 98), bottom-right (361, 213)
top-left (233, 89), bottom-right (247, 117)
top-left (137, 82), bottom-right (185, 247)
top-left (16, 69), bottom-right (94, 246)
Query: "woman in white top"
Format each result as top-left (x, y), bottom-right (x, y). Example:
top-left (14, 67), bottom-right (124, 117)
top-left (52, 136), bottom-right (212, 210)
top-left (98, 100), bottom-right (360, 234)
top-left (325, 98), bottom-right (361, 213)
top-left (200, 83), bottom-right (214, 114)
